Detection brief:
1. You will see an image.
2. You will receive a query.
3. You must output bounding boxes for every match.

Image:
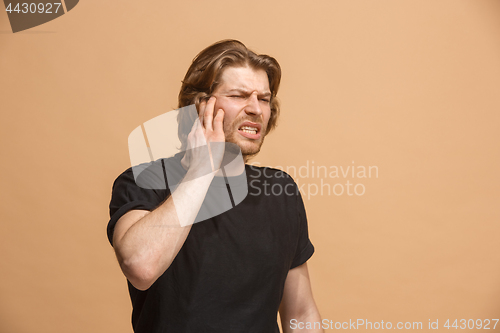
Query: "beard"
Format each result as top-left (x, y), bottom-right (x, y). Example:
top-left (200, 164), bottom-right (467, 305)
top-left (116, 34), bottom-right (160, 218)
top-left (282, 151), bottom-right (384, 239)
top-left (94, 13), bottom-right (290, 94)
top-left (223, 118), bottom-right (267, 160)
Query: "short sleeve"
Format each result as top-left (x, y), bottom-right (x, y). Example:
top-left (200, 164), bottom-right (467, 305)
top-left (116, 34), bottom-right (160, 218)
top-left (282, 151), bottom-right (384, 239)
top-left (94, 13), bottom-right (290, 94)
top-left (290, 188), bottom-right (315, 269)
top-left (107, 167), bottom-right (167, 246)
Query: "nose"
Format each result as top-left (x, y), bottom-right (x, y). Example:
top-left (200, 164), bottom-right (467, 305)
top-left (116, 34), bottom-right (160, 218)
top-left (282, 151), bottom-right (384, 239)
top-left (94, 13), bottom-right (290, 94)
top-left (245, 93), bottom-right (263, 116)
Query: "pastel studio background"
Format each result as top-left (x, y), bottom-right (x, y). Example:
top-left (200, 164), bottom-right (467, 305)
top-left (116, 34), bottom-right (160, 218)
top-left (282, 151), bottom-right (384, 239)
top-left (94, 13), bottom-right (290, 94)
top-left (1, 1), bottom-right (499, 332)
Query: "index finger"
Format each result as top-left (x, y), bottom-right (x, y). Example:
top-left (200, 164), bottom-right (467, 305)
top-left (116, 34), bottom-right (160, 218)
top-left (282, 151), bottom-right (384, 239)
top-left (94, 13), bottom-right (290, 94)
top-left (202, 96), bottom-right (216, 131)
top-left (198, 99), bottom-right (207, 124)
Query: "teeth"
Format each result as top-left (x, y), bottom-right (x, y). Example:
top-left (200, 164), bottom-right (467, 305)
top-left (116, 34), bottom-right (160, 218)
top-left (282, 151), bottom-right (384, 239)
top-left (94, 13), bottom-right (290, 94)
top-left (242, 129), bottom-right (257, 134)
top-left (240, 126), bottom-right (257, 135)
top-left (240, 126), bottom-right (258, 134)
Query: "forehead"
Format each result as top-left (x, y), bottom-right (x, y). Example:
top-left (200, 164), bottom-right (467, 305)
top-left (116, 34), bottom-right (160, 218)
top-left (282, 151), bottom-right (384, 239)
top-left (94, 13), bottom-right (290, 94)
top-left (217, 66), bottom-right (270, 93)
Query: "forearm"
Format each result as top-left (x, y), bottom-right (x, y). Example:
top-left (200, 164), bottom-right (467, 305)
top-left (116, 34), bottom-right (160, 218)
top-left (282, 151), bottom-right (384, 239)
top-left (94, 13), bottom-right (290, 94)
top-left (280, 263), bottom-right (324, 333)
top-left (114, 168), bottom-right (217, 290)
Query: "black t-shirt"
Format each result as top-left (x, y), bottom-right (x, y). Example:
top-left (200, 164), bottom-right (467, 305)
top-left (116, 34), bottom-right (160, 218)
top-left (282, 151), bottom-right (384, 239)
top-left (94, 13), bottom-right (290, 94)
top-left (107, 156), bottom-right (315, 333)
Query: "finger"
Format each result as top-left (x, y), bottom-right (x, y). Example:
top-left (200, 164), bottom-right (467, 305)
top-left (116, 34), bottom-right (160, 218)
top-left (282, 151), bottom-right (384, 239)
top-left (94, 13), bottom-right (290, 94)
top-left (213, 109), bottom-right (224, 134)
top-left (198, 100), bottom-right (207, 125)
top-left (203, 96), bottom-right (216, 131)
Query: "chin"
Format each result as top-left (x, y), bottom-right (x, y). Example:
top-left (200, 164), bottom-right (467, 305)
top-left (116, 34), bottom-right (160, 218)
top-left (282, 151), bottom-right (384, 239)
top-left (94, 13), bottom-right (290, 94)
top-left (241, 146), bottom-right (261, 157)
top-left (226, 134), bottom-right (264, 158)
top-left (237, 142), bottom-right (261, 156)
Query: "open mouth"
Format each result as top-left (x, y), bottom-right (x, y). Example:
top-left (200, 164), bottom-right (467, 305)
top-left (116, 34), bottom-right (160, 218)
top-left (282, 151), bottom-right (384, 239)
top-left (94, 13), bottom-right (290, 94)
top-left (237, 122), bottom-right (262, 139)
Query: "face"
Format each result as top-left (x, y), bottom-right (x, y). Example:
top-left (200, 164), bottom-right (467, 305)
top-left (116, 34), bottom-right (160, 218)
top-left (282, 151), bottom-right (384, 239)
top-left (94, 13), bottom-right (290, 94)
top-left (211, 66), bottom-right (272, 159)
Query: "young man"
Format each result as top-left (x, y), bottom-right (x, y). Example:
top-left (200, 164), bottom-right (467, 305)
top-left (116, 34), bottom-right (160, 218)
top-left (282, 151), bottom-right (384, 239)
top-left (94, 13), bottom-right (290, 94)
top-left (107, 40), bottom-right (323, 332)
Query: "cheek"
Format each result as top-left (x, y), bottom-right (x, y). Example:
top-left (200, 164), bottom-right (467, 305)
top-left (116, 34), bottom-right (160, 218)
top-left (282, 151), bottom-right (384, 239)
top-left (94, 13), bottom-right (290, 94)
top-left (214, 99), bottom-right (230, 116)
top-left (264, 107), bottom-right (272, 123)
top-left (213, 100), bottom-right (223, 115)
top-left (216, 101), bottom-right (238, 123)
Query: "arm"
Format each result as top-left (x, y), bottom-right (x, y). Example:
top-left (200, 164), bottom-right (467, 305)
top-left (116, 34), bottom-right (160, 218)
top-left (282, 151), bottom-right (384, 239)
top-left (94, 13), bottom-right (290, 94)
top-left (279, 262), bottom-right (324, 333)
top-left (112, 97), bottom-right (225, 291)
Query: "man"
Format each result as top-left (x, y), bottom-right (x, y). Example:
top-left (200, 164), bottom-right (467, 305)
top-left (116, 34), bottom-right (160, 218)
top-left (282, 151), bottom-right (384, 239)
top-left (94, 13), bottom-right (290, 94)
top-left (107, 39), bottom-right (323, 332)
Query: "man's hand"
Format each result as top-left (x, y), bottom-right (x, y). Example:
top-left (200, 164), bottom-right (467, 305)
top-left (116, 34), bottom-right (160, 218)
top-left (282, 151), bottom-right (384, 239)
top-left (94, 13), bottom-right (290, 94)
top-left (181, 96), bottom-right (225, 173)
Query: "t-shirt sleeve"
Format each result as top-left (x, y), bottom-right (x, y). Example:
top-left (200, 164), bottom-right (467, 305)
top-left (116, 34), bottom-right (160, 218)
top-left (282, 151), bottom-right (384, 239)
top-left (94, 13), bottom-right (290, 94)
top-left (290, 187), bottom-right (315, 269)
top-left (107, 167), bottom-right (167, 247)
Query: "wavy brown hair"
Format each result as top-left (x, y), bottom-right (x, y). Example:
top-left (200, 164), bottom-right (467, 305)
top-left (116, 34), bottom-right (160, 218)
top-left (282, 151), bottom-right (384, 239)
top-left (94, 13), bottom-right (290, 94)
top-left (177, 39), bottom-right (281, 150)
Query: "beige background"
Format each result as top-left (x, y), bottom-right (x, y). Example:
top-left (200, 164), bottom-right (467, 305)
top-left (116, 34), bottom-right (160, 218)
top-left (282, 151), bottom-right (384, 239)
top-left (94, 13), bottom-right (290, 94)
top-left (1, 0), bottom-right (499, 332)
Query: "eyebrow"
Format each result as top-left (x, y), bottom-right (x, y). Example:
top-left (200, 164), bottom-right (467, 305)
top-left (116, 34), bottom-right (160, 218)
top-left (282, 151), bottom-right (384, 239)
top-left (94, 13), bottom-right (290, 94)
top-left (227, 88), bottom-right (272, 97)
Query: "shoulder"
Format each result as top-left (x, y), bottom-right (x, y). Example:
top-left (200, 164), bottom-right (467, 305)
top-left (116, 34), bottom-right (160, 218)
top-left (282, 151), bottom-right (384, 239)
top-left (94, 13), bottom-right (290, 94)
top-left (111, 166), bottom-right (135, 189)
top-left (110, 161), bottom-right (166, 201)
top-left (113, 155), bottom-right (184, 191)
